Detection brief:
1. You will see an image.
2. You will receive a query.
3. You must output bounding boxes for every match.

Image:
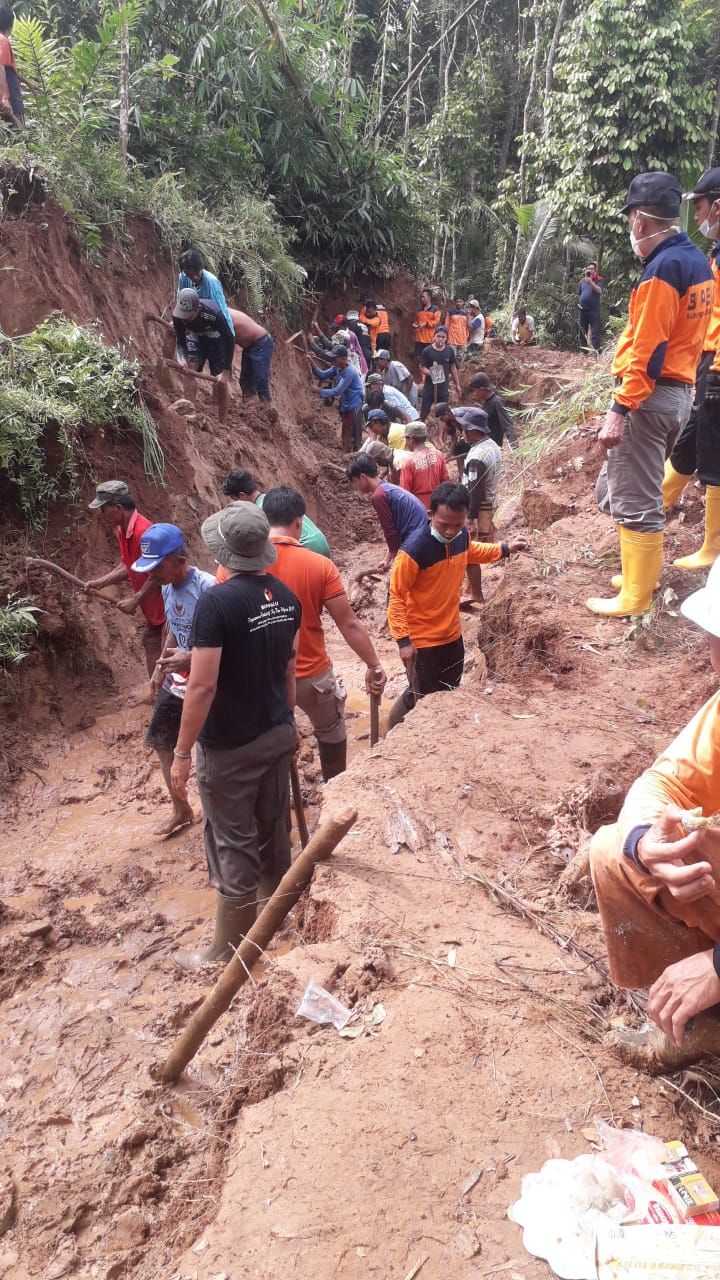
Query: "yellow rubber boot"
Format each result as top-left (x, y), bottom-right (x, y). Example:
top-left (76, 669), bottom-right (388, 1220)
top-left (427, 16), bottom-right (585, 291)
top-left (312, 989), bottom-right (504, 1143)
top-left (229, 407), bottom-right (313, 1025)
top-left (588, 527), bottom-right (663, 617)
top-left (673, 486), bottom-right (720, 570)
top-left (662, 458), bottom-right (691, 511)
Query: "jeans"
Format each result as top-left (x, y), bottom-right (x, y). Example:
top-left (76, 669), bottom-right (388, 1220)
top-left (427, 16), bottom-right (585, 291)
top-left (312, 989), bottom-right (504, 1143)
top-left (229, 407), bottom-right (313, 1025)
top-left (240, 333), bottom-right (274, 402)
top-left (578, 307), bottom-right (601, 353)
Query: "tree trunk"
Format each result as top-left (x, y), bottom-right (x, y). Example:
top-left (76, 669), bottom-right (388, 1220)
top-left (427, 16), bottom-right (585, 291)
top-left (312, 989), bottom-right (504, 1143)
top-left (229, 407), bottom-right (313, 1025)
top-left (375, 0), bottom-right (392, 128)
top-left (509, 0), bottom-right (541, 299)
top-left (512, 206), bottom-right (554, 313)
top-left (340, 0), bottom-right (356, 126)
top-left (403, 0), bottom-right (414, 158)
top-left (708, 60), bottom-right (720, 168)
top-left (542, 0), bottom-right (568, 139)
top-left (376, 0), bottom-right (482, 140)
top-left (118, 13), bottom-right (130, 163)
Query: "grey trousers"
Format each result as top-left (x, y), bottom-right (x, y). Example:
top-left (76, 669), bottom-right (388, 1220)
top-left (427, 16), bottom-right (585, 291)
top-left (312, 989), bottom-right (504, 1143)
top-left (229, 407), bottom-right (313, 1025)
top-left (196, 722), bottom-right (296, 898)
top-left (596, 383), bottom-right (693, 531)
top-left (295, 664), bottom-right (347, 745)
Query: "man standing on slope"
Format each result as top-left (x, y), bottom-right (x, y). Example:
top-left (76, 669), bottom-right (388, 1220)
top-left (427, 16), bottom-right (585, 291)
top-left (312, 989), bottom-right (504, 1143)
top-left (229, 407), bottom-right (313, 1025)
top-left (84, 480), bottom-right (165, 676)
top-left (178, 249), bottom-right (233, 328)
top-left (387, 482), bottom-right (528, 727)
top-left (310, 345), bottom-right (364, 451)
top-left (589, 172), bottom-right (713, 618)
top-left (662, 167), bottom-right (720, 570)
top-left (171, 505), bottom-right (300, 967)
top-left (263, 485), bottom-right (387, 781)
top-left (399, 422), bottom-right (450, 510)
top-left (173, 287), bottom-right (235, 424)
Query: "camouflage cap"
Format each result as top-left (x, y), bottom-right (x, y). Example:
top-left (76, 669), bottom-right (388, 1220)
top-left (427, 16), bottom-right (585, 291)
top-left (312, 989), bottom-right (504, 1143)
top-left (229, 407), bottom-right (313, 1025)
top-left (88, 480), bottom-right (133, 509)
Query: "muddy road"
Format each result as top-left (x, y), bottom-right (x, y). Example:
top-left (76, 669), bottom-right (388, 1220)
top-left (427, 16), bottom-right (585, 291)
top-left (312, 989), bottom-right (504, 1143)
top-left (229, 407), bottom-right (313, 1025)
top-left (3, 392), bottom-right (720, 1278)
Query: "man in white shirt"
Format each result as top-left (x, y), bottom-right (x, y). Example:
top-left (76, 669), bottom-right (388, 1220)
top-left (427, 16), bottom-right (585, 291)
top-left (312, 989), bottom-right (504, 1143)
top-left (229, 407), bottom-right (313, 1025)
top-left (466, 300), bottom-right (486, 353)
top-left (511, 309), bottom-right (536, 345)
top-left (365, 374), bottom-right (419, 422)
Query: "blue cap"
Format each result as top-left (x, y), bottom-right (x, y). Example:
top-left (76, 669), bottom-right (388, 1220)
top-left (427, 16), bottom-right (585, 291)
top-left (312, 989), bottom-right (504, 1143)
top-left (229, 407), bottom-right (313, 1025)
top-left (132, 523), bottom-right (185, 572)
top-left (367, 408), bottom-right (389, 422)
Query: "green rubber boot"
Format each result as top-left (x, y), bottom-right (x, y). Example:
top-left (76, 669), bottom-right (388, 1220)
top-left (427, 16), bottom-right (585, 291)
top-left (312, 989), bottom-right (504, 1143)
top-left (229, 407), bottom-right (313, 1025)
top-left (174, 891), bottom-right (257, 970)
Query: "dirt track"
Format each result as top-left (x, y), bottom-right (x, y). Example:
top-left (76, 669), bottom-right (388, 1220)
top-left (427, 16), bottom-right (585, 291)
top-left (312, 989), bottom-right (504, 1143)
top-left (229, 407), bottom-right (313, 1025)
top-left (2, 207), bottom-right (720, 1277)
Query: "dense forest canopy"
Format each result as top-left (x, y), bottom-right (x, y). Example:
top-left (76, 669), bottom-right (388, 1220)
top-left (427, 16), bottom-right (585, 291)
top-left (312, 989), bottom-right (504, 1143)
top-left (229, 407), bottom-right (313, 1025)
top-left (2, 0), bottom-right (720, 338)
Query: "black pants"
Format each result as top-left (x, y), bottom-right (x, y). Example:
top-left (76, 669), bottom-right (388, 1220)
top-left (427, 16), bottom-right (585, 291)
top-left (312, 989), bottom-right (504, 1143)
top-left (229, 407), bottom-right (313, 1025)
top-left (421, 377), bottom-right (449, 419)
top-left (578, 308), bottom-right (601, 353)
top-left (399, 637), bottom-right (465, 715)
top-left (669, 351), bottom-right (720, 484)
top-left (377, 330), bottom-right (391, 354)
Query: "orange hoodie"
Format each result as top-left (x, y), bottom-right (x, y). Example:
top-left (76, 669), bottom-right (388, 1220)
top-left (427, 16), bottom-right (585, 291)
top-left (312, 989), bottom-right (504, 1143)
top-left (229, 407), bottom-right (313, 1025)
top-left (415, 306), bottom-right (441, 345)
top-left (388, 525), bottom-right (505, 649)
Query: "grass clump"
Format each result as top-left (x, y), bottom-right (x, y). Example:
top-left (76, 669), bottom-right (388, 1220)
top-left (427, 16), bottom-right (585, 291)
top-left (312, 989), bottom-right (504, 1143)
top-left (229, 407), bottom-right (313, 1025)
top-left (0, 316), bottom-right (163, 526)
top-left (0, 594), bottom-right (41, 665)
top-left (513, 360), bottom-right (614, 467)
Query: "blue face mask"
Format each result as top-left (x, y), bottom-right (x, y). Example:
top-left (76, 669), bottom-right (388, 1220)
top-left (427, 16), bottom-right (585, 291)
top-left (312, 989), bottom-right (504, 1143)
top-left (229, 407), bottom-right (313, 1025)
top-left (431, 526), bottom-right (459, 545)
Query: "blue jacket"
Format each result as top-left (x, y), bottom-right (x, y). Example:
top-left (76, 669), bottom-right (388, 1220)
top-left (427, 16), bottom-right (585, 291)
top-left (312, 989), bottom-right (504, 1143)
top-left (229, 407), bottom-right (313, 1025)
top-left (313, 364), bottom-right (364, 412)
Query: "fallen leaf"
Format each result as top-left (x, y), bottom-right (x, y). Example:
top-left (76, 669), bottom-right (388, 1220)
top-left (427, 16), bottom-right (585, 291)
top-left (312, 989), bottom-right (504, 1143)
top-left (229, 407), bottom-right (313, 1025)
top-left (338, 1025), bottom-right (364, 1039)
top-left (368, 1003), bottom-right (387, 1025)
top-left (630, 1095), bottom-right (641, 1108)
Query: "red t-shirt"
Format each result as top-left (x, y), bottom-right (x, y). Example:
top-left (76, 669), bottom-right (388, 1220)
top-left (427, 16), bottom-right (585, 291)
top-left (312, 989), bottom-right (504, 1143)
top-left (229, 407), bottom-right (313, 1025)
top-left (116, 510), bottom-right (165, 627)
top-left (399, 449), bottom-right (450, 510)
top-left (0, 34), bottom-right (17, 72)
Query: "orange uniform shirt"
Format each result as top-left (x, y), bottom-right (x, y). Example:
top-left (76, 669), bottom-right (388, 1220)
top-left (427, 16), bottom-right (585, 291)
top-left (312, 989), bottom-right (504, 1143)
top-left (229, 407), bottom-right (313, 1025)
top-left (388, 525), bottom-right (504, 649)
top-left (611, 232), bottom-right (712, 414)
top-left (706, 250), bottom-right (720, 373)
top-left (445, 310), bottom-right (469, 347)
top-left (416, 307), bottom-right (441, 345)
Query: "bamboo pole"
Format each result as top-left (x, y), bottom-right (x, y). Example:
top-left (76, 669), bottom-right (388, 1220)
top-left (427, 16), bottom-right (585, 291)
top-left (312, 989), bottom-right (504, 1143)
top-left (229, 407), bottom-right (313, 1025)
top-left (156, 808), bottom-right (357, 1083)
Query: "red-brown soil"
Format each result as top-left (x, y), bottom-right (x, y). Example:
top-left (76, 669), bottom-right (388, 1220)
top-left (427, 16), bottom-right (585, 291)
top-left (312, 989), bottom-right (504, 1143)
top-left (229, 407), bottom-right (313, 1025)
top-left (2, 197), bottom-right (720, 1279)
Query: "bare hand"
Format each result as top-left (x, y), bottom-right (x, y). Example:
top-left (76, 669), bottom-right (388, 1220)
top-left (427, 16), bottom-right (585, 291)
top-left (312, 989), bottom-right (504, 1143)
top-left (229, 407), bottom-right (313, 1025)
top-left (150, 668), bottom-right (164, 700)
top-left (117, 595), bottom-right (139, 615)
top-left (508, 537), bottom-right (530, 554)
top-left (158, 647), bottom-right (191, 675)
top-left (177, 356), bottom-right (188, 370)
top-left (0, 98), bottom-right (14, 120)
top-left (365, 665), bottom-right (387, 697)
top-left (467, 520), bottom-right (479, 538)
top-left (636, 804), bottom-right (718, 901)
top-left (376, 557), bottom-right (392, 573)
top-left (598, 410), bottom-right (626, 451)
top-left (170, 754), bottom-right (191, 799)
top-left (84, 578), bottom-right (104, 593)
top-left (648, 949), bottom-right (720, 1046)
top-left (217, 369), bottom-right (231, 385)
top-left (399, 642), bottom-right (416, 675)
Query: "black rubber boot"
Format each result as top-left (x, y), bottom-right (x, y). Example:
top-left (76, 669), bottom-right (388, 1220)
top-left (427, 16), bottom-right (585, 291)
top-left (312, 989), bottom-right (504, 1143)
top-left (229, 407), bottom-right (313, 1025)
top-left (387, 689), bottom-right (415, 731)
top-left (317, 739), bottom-right (347, 781)
top-left (174, 891), bottom-right (257, 970)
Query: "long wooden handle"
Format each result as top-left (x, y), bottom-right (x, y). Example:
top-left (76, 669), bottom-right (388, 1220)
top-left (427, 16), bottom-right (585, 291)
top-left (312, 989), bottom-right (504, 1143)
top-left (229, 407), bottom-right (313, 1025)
top-left (25, 558), bottom-right (118, 608)
top-left (370, 692), bottom-right (380, 747)
top-left (160, 358), bottom-right (217, 385)
top-left (156, 807), bottom-right (357, 1083)
top-left (290, 759), bottom-right (310, 848)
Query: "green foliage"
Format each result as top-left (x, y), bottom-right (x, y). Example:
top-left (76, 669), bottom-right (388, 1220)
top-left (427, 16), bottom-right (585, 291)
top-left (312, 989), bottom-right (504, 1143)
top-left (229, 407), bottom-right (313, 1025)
top-left (0, 595), bottom-right (41, 666)
top-left (0, 317), bottom-right (163, 526)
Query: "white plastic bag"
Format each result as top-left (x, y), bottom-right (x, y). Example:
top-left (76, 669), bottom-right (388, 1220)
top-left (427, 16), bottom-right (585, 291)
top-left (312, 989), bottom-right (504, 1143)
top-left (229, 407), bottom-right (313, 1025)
top-left (296, 982), bottom-right (353, 1031)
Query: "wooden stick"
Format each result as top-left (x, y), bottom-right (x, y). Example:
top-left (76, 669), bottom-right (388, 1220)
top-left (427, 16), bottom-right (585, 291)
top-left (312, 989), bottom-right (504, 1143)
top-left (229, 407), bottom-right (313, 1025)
top-left (156, 808), bottom-right (357, 1083)
top-left (160, 358), bottom-right (217, 385)
top-left (285, 330), bottom-right (304, 344)
top-left (290, 759), bottom-right (310, 848)
top-left (24, 558), bottom-right (119, 608)
top-left (370, 692), bottom-right (380, 748)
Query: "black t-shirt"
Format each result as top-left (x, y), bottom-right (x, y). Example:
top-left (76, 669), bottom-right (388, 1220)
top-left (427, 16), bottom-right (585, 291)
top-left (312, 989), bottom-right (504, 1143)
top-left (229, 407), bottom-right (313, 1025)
top-left (421, 344), bottom-right (456, 386)
top-left (190, 574), bottom-right (301, 749)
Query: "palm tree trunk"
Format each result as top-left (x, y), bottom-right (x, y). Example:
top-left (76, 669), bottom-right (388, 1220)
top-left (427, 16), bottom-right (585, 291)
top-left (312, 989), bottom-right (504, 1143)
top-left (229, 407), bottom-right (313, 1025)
top-left (118, 11), bottom-right (130, 163)
top-left (542, 0), bottom-right (568, 139)
top-left (509, 0), bottom-right (541, 299)
top-left (512, 206), bottom-right (554, 313)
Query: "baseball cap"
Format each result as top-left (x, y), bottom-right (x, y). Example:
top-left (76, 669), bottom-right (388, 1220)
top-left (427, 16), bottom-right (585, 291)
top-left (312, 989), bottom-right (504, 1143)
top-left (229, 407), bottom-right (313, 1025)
top-left (366, 373), bottom-right (384, 385)
top-left (367, 408), bottom-right (389, 423)
top-left (332, 313), bottom-right (345, 326)
top-left (332, 344), bottom-right (349, 359)
top-left (680, 559), bottom-right (720, 638)
top-left (684, 167), bottom-right (720, 203)
top-left (466, 372), bottom-right (495, 393)
top-left (432, 402), bottom-right (452, 417)
top-left (346, 309), bottom-right (360, 321)
top-left (173, 287), bottom-right (200, 318)
top-left (405, 422), bottom-right (428, 440)
top-left (376, 349), bottom-right (391, 361)
top-left (201, 504), bottom-right (277, 573)
top-left (88, 480), bottom-right (133, 509)
top-left (434, 325), bottom-right (448, 336)
top-left (621, 172), bottom-right (682, 217)
top-left (132, 523), bottom-right (185, 572)
top-left (466, 298), bottom-right (480, 308)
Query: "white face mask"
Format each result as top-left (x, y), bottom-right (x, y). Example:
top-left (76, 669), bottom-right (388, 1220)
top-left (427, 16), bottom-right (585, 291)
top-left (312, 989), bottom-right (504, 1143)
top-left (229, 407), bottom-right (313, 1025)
top-left (431, 525), bottom-right (460, 545)
top-left (629, 211), bottom-right (679, 257)
top-left (699, 204), bottom-right (720, 240)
